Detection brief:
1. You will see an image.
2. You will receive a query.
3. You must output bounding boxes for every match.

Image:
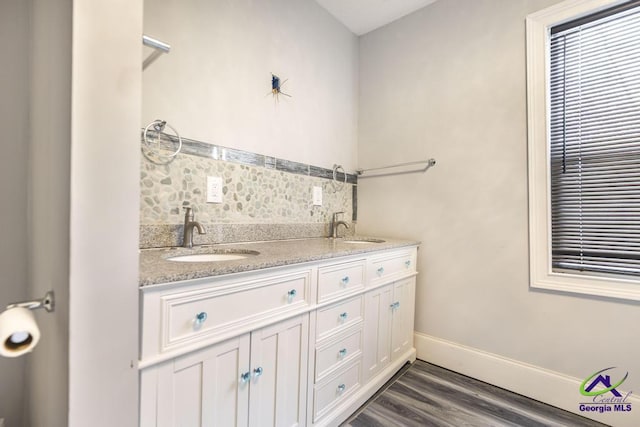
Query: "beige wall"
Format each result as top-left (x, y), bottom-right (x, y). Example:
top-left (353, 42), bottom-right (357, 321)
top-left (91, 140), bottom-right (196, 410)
top-left (68, 0), bottom-right (142, 425)
top-left (143, 0), bottom-right (359, 171)
top-left (358, 0), bottom-right (639, 399)
top-left (26, 0), bottom-right (72, 425)
top-left (0, 1), bottom-right (30, 425)
top-left (0, 1), bottom-right (73, 425)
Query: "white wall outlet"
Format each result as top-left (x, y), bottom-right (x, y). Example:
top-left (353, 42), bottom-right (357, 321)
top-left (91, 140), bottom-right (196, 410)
top-left (313, 186), bottom-right (323, 206)
top-left (206, 176), bottom-right (223, 203)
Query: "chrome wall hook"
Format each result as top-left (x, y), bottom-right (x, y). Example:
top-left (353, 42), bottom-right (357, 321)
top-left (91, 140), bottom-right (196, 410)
top-left (7, 291), bottom-right (55, 313)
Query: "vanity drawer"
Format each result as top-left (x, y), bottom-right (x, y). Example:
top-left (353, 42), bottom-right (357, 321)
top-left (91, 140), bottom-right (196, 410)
top-left (156, 270), bottom-right (311, 355)
top-left (315, 327), bottom-right (362, 382)
top-left (316, 295), bottom-right (363, 342)
top-left (313, 361), bottom-right (361, 422)
top-left (368, 248), bottom-right (417, 286)
top-left (317, 260), bottom-right (365, 303)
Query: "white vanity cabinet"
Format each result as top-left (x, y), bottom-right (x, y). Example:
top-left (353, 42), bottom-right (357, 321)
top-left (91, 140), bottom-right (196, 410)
top-left (362, 248), bottom-right (417, 382)
top-left (248, 314), bottom-right (309, 426)
top-left (139, 244), bottom-right (418, 427)
top-left (362, 277), bottom-right (416, 382)
top-left (140, 265), bottom-right (312, 427)
top-left (141, 314), bottom-right (308, 427)
top-left (307, 247), bottom-right (417, 427)
top-left (389, 277), bottom-right (416, 363)
top-left (310, 258), bottom-right (367, 423)
top-left (142, 334), bottom-right (250, 427)
top-left (362, 284), bottom-right (392, 381)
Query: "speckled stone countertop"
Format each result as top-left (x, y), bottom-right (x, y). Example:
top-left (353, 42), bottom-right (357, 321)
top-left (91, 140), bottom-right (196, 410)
top-left (139, 237), bottom-right (420, 287)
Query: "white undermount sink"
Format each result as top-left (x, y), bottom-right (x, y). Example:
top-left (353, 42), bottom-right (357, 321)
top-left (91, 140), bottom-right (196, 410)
top-left (166, 250), bottom-right (260, 263)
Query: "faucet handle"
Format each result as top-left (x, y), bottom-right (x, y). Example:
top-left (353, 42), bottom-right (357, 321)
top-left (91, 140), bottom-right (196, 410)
top-left (333, 211), bottom-right (345, 221)
top-left (183, 206), bottom-right (195, 222)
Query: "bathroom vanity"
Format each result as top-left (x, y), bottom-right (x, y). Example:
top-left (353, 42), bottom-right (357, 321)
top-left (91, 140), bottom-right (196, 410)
top-left (138, 237), bottom-right (418, 427)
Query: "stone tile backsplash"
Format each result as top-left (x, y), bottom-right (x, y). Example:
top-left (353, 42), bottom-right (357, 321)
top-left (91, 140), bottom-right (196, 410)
top-left (140, 137), bottom-right (355, 247)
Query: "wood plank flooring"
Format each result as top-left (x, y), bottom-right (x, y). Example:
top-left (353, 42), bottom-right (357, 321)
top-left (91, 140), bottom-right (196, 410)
top-left (343, 360), bottom-right (608, 427)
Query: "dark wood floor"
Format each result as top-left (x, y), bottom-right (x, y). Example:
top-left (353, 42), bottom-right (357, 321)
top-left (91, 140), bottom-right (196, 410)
top-left (343, 360), bottom-right (608, 427)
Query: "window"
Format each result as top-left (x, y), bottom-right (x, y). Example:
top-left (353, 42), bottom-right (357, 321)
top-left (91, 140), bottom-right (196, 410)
top-left (527, 0), bottom-right (640, 300)
top-left (550, 3), bottom-right (640, 277)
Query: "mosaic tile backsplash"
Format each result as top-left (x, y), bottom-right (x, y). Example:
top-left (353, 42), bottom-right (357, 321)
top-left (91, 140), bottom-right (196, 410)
top-left (140, 136), bottom-right (356, 247)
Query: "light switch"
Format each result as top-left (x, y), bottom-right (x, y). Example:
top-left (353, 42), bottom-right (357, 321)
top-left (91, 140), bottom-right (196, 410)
top-left (313, 186), bottom-right (322, 206)
top-left (206, 176), bottom-right (223, 203)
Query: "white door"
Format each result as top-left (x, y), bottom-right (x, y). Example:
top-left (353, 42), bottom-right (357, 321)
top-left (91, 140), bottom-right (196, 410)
top-left (391, 277), bottom-right (415, 362)
top-left (248, 314), bottom-right (309, 427)
top-left (362, 284), bottom-right (392, 382)
top-left (154, 334), bottom-right (251, 427)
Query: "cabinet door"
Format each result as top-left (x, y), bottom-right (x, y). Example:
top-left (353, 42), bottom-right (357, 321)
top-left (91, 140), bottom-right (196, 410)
top-left (362, 284), bottom-right (392, 382)
top-left (390, 277), bottom-right (416, 362)
top-left (155, 334), bottom-right (251, 427)
top-left (248, 314), bottom-right (309, 427)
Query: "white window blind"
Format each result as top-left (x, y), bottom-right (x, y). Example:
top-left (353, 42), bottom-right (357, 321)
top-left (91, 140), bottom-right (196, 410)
top-left (549, 2), bottom-right (640, 277)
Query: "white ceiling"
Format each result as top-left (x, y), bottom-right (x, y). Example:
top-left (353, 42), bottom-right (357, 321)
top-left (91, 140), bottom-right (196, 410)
top-left (315, 0), bottom-right (437, 35)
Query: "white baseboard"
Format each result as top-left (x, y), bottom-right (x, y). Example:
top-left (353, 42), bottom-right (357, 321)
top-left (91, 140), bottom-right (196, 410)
top-left (415, 332), bottom-right (639, 427)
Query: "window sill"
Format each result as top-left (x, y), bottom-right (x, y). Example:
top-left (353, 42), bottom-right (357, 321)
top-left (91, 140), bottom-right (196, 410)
top-left (531, 270), bottom-right (640, 301)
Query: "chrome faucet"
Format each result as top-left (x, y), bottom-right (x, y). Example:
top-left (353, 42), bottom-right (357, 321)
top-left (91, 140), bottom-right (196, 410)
top-left (330, 211), bottom-right (350, 239)
top-left (182, 207), bottom-right (206, 248)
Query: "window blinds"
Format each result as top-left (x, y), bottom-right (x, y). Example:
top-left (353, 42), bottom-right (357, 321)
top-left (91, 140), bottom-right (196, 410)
top-left (549, 3), bottom-right (640, 277)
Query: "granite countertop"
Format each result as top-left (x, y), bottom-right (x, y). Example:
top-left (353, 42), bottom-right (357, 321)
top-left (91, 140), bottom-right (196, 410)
top-left (139, 237), bottom-right (420, 287)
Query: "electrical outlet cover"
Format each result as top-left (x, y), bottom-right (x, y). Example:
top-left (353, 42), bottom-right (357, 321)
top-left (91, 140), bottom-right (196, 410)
top-left (206, 176), bottom-right (223, 203)
top-left (313, 186), bottom-right (322, 206)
